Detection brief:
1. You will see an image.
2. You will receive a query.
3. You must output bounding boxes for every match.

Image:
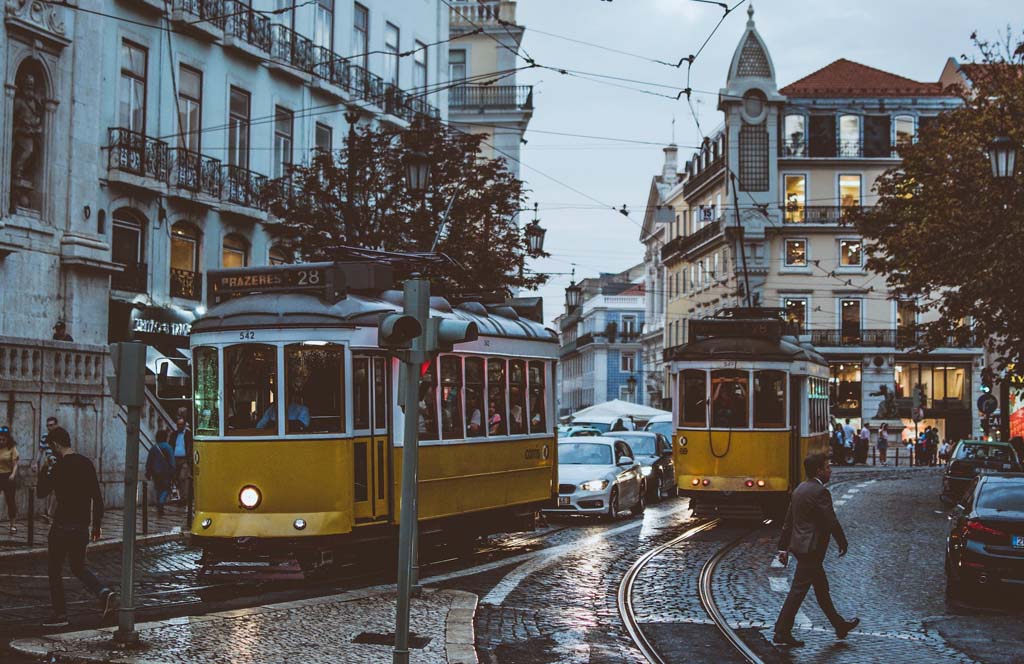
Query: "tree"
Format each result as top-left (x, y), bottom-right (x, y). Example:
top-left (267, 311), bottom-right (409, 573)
top-left (852, 33), bottom-right (1024, 365)
top-left (263, 119), bottom-right (547, 297)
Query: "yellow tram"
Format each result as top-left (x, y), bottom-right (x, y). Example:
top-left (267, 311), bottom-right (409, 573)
top-left (668, 309), bottom-right (830, 517)
top-left (187, 263), bottom-right (558, 574)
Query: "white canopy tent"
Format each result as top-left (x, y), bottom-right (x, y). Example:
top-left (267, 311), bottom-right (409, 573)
top-left (570, 399), bottom-right (669, 422)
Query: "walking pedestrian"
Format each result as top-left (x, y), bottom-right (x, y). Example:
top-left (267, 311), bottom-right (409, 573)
top-left (170, 418), bottom-right (192, 503)
top-left (145, 429), bottom-right (175, 516)
top-left (857, 421), bottom-right (871, 464)
top-left (877, 423), bottom-right (889, 465)
top-left (0, 425), bottom-right (19, 535)
top-left (36, 426), bottom-right (117, 628)
top-left (773, 452), bottom-right (859, 647)
top-left (38, 416), bottom-right (60, 523)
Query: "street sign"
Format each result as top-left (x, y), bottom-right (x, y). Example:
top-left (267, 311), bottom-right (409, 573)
top-left (977, 393), bottom-right (998, 415)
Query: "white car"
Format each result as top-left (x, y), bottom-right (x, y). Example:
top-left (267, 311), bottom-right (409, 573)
top-left (571, 415), bottom-right (635, 433)
top-left (643, 413), bottom-right (672, 439)
top-left (546, 438), bottom-right (645, 519)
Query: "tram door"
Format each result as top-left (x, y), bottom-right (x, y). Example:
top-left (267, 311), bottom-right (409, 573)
top-left (352, 356), bottom-right (391, 522)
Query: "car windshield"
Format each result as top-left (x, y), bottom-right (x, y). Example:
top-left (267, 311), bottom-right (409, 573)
top-left (977, 483), bottom-right (1024, 511)
top-left (574, 421), bottom-right (611, 433)
top-left (956, 444), bottom-right (1018, 465)
top-left (560, 442), bottom-right (613, 465)
top-left (644, 420), bottom-right (672, 438)
top-left (609, 434), bottom-right (656, 456)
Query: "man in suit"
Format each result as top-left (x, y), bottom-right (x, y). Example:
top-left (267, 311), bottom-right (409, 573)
top-left (773, 452), bottom-right (859, 647)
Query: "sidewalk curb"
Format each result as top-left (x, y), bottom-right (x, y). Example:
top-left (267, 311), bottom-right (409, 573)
top-left (11, 584), bottom-right (475, 663)
top-left (0, 529), bottom-right (184, 561)
top-left (445, 590), bottom-right (479, 664)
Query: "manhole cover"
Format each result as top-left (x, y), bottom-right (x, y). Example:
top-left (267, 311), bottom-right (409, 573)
top-left (352, 632), bottom-right (431, 649)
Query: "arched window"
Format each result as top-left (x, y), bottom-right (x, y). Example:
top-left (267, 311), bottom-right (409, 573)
top-left (111, 209), bottom-right (146, 292)
top-left (222, 233), bottom-right (249, 268)
top-left (170, 221), bottom-right (202, 299)
top-left (269, 245), bottom-right (291, 265)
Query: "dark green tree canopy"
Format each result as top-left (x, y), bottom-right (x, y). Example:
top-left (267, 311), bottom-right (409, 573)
top-left (852, 34), bottom-right (1024, 365)
top-left (264, 120), bottom-right (547, 297)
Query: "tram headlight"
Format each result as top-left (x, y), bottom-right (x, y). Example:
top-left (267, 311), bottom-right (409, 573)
top-left (580, 479), bottom-right (609, 492)
top-left (691, 478), bottom-right (700, 486)
top-left (756, 479), bottom-right (766, 488)
top-left (239, 485), bottom-right (262, 509)
top-left (640, 466), bottom-right (653, 477)
top-left (293, 519), bottom-right (307, 530)
top-left (201, 518), bottom-right (212, 529)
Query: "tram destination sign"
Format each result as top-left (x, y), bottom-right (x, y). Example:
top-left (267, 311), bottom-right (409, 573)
top-left (208, 264), bottom-right (345, 304)
top-left (689, 318), bottom-right (784, 342)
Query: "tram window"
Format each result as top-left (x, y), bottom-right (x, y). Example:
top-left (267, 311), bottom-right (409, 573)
top-left (488, 358), bottom-right (508, 436)
top-left (441, 355), bottom-right (464, 440)
top-left (528, 361), bottom-right (547, 434)
top-left (419, 358), bottom-right (439, 441)
top-left (354, 441), bottom-right (368, 502)
top-left (680, 370), bottom-right (707, 427)
top-left (193, 346), bottom-right (220, 437)
top-left (353, 358), bottom-right (370, 430)
top-left (509, 360), bottom-right (527, 435)
top-left (711, 370), bottom-right (748, 428)
top-left (373, 357), bottom-right (387, 430)
top-left (754, 370), bottom-right (786, 428)
top-left (285, 344), bottom-right (343, 434)
top-left (465, 357), bottom-right (485, 437)
top-left (224, 344), bottom-right (278, 436)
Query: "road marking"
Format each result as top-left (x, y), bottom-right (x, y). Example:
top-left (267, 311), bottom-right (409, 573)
top-left (769, 576), bottom-right (789, 592)
top-left (795, 610), bottom-right (811, 628)
top-left (834, 500), bottom-right (847, 506)
top-left (847, 488), bottom-right (860, 493)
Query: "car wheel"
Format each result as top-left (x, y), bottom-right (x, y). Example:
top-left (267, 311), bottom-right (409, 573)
top-left (649, 473), bottom-right (662, 503)
top-left (605, 488), bottom-right (619, 521)
top-left (631, 483), bottom-right (646, 516)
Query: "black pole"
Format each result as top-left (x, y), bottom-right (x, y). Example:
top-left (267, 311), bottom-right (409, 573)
top-left (27, 486), bottom-right (34, 548)
top-left (728, 172), bottom-right (753, 308)
top-left (141, 481), bottom-right (149, 536)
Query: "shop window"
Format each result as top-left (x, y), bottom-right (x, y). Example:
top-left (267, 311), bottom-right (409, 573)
top-left (711, 370), bottom-right (748, 428)
top-left (754, 370), bottom-right (786, 428)
top-left (839, 239), bottom-right (863, 267)
top-left (487, 358), bottom-right (507, 436)
top-left (830, 362), bottom-right (862, 412)
top-left (466, 357), bottom-right (485, 436)
top-left (528, 361), bottom-right (547, 434)
top-left (441, 355), bottom-right (464, 440)
top-left (784, 239), bottom-right (807, 267)
top-left (225, 344), bottom-right (278, 436)
top-left (223, 233), bottom-right (249, 268)
top-left (785, 298), bottom-right (807, 333)
top-left (193, 346), bottom-right (219, 437)
top-left (285, 343), bottom-right (343, 434)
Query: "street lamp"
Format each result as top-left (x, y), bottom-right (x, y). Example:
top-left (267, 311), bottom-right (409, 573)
top-left (989, 136), bottom-right (1018, 179)
top-left (626, 374), bottom-right (637, 399)
top-left (565, 280), bottom-right (582, 311)
top-left (404, 151), bottom-right (431, 194)
top-left (525, 203), bottom-right (547, 257)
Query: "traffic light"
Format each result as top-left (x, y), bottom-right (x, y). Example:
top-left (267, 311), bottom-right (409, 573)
top-left (981, 366), bottom-right (994, 394)
top-left (108, 342), bottom-right (146, 407)
top-left (911, 384), bottom-right (923, 411)
top-left (424, 317), bottom-right (479, 353)
top-left (378, 312), bottom-right (422, 349)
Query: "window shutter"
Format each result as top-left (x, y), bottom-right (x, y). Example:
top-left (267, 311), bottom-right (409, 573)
top-left (863, 115), bottom-right (892, 158)
top-left (808, 115), bottom-right (836, 158)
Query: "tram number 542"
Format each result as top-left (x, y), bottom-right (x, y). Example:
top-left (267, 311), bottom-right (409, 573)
top-left (239, 330), bottom-right (256, 340)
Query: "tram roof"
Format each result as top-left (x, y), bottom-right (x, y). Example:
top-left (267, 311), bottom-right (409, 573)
top-left (192, 292), bottom-right (558, 343)
top-left (665, 334), bottom-right (828, 366)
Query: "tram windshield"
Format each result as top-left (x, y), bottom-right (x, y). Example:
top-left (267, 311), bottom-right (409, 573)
top-left (711, 370), bottom-right (748, 428)
top-left (224, 344), bottom-right (277, 436)
top-left (285, 343), bottom-right (344, 434)
top-left (560, 442), bottom-right (613, 465)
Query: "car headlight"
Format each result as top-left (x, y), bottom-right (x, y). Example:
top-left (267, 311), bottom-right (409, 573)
top-left (580, 479), bottom-right (609, 492)
top-left (239, 485), bottom-right (262, 509)
top-left (640, 466), bottom-right (653, 477)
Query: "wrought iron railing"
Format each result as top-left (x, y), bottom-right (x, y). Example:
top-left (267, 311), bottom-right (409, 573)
top-left (347, 63), bottom-right (385, 107)
top-left (782, 139), bottom-right (903, 159)
top-left (810, 328), bottom-right (976, 348)
top-left (111, 261), bottom-right (148, 293)
top-left (270, 24), bottom-right (313, 72)
top-left (170, 268), bottom-right (202, 300)
top-left (781, 205), bottom-right (860, 224)
top-left (107, 128), bottom-right (170, 182)
top-left (222, 164), bottom-right (268, 209)
top-left (384, 84), bottom-right (414, 122)
top-left (223, 0), bottom-right (271, 51)
top-left (171, 148), bottom-right (222, 197)
top-left (450, 85), bottom-right (533, 110)
top-left (660, 219), bottom-right (723, 262)
top-left (173, 0), bottom-right (226, 29)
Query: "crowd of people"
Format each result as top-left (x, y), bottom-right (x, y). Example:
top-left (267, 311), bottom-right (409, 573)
top-left (828, 417), bottom-right (961, 466)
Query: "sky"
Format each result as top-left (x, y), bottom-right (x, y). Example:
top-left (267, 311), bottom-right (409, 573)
top-left (511, 0), bottom-right (1023, 325)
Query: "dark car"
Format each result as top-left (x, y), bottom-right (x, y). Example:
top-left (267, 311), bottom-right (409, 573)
top-left (602, 431), bottom-right (675, 501)
top-left (945, 473), bottom-right (1024, 600)
top-left (941, 440), bottom-right (1022, 505)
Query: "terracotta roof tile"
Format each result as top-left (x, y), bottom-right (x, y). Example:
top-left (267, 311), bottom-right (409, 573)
top-left (780, 58), bottom-right (949, 98)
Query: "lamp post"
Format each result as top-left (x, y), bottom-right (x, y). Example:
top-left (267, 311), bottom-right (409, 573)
top-left (565, 276), bottom-right (582, 312)
top-left (525, 203), bottom-right (547, 258)
top-left (989, 136), bottom-right (1018, 180)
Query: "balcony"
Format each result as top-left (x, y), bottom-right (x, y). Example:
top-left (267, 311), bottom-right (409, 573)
top-left (269, 24), bottom-right (314, 78)
top-left (661, 219), bottom-right (723, 263)
top-left (577, 332), bottom-right (595, 349)
top-left (384, 84), bottom-right (416, 123)
top-left (682, 156), bottom-right (725, 198)
top-left (810, 328), bottom-right (977, 349)
top-left (222, 164), bottom-right (268, 213)
top-left (107, 127), bottom-right (170, 189)
top-left (170, 268), bottom-right (202, 300)
top-left (448, 0), bottom-right (516, 27)
top-left (263, 175), bottom-right (311, 214)
top-left (223, 0), bottom-right (271, 57)
top-left (781, 205), bottom-right (860, 225)
top-left (450, 85), bottom-right (533, 111)
top-left (170, 148), bottom-right (222, 199)
top-left (781, 139), bottom-right (903, 159)
top-left (111, 261), bottom-right (148, 293)
top-left (171, 0), bottom-right (225, 40)
top-left (347, 63), bottom-right (386, 108)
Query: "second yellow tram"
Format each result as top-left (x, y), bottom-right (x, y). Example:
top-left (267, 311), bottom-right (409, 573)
top-left (668, 310), bottom-right (830, 517)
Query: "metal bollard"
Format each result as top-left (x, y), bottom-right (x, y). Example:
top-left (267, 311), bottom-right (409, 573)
top-left (27, 486), bottom-right (34, 548)
top-left (872, 447), bottom-right (876, 466)
top-left (141, 481), bottom-right (149, 536)
top-left (895, 447), bottom-right (900, 467)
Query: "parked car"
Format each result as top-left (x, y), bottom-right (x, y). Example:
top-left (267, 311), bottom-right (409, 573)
top-left (546, 438), bottom-right (645, 519)
top-left (570, 415), bottom-right (635, 433)
top-left (602, 431), bottom-right (675, 501)
top-left (941, 440), bottom-right (1022, 505)
top-left (944, 472), bottom-right (1024, 600)
top-left (558, 426), bottom-right (603, 438)
top-left (643, 413), bottom-right (672, 439)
